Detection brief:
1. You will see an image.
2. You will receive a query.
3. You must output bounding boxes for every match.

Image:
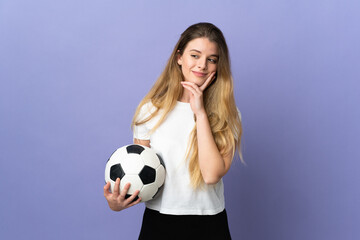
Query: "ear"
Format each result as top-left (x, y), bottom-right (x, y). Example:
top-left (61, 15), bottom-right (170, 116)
top-left (177, 50), bottom-right (182, 65)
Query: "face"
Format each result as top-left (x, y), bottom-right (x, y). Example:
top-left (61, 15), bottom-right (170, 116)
top-left (177, 37), bottom-right (219, 86)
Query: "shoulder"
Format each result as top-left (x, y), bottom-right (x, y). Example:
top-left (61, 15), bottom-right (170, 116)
top-left (137, 101), bottom-right (157, 118)
top-left (140, 101), bottom-right (157, 114)
top-left (135, 100), bottom-right (160, 124)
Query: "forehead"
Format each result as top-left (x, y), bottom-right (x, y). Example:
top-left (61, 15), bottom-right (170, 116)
top-left (184, 38), bottom-right (218, 55)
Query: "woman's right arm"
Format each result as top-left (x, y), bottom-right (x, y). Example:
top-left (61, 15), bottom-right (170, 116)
top-left (103, 138), bottom-right (150, 211)
top-left (134, 138), bottom-right (151, 148)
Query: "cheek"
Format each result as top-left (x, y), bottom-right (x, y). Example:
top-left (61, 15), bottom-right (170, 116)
top-left (182, 57), bottom-right (196, 70)
top-left (210, 64), bottom-right (218, 72)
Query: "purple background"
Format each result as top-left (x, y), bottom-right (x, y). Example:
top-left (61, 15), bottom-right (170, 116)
top-left (1, 0), bottom-right (359, 239)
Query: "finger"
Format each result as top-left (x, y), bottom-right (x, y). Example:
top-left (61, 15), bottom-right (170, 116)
top-left (113, 178), bottom-right (120, 195)
top-left (181, 81), bottom-right (199, 87)
top-left (182, 84), bottom-right (198, 96)
top-left (181, 81), bottom-right (201, 92)
top-left (103, 182), bottom-right (111, 197)
top-left (119, 182), bottom-right (131, 199)
top-left (127, 190), bottom-right (142, 207)
top-left (128, 195), bottom-right (142, 207)
top-left (181, 82), bottom-right (198, 96)
top-left (125, 189), bottom-right (141, 205)
top-left (199, 72), bottom-right (216, 91)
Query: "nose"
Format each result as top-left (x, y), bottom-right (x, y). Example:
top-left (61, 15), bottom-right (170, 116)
top-left (197, 58), bottom-right (207, 70)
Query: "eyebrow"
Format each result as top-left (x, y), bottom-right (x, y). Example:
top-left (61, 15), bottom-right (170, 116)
top-left (189, 49), bottom-right (219, 58)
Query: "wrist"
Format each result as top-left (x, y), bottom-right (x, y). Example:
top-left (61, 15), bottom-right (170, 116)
top-left (195, 110), bottom-right (207, 120)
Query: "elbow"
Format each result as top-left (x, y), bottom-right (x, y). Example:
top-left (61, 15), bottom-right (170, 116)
top-left (202, 167), bottom-right (227, 185)
top-left (203, 175), bottom-right (221, 185)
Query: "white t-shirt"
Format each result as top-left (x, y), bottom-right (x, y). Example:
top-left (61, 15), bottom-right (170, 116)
top-left (133, 101), bottom-right (225, 215)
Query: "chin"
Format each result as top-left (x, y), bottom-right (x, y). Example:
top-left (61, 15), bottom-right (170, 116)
top-left (188, 77), bottom-right (204, 85)
top-left (183, 75), bottom-right (205, 86)
top-left (195, 79), bottom-right (206, 86)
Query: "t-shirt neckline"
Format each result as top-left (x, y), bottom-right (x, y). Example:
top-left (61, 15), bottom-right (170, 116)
top-left (176, 101), bottom-right (192, 110)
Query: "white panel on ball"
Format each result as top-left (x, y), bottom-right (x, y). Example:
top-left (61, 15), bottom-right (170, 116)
top-left (139, 183), bottom-right (159, 202)
top-left (111, 147), bottom-right (126, 161)
top-left (119, 175), bottom-right (143, 195)
top-left (120, 154), bottom-right (144, 174)
top-left (140, 149), bottom-right (160, 169)
top-left (154, 166), bottom-right (166, 188)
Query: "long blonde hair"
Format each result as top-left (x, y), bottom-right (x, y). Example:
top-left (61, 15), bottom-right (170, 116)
top-left (132, 22), bottom-right (243, 188)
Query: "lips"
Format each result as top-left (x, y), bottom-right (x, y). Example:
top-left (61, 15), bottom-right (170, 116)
top-left (192, 71), bottom-right (207, 77)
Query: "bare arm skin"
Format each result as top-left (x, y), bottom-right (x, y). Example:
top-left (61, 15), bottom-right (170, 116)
top-left (181, 72), bottom-right (232, 184)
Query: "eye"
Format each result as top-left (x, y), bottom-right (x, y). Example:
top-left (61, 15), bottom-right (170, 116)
top-left (191, 54), bottom-right (199, 59)
top-left (208, 58), bottom-right (217, 64)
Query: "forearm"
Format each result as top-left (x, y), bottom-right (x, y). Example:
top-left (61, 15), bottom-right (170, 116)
top-left (196, 111), bottom-right (227, 185)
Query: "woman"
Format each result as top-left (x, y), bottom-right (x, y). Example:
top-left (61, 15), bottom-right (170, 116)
top-left (104, 22), bottom-right (242, 239)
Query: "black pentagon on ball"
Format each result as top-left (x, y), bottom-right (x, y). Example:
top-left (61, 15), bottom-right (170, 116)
top-left (110, 163), bottom-right (125, 181)
top-left (139, 166), bottom-right (156, 184)
top-left (126, 144), bottom-right (145, 154)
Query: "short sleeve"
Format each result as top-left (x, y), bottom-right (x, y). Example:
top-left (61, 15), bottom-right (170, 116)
top-left (133, 102), bottom-right (156, 140)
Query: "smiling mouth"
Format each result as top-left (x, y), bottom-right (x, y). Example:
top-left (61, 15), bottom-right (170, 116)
top-left (192, 71), bottom-right (207, 77)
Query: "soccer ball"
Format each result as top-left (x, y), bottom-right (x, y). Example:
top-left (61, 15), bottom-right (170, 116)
top-left (105, 144), bottom-right (165, 202)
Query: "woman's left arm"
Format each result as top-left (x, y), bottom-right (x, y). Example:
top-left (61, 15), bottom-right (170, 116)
top-left (181, 73), bottom-right (232, 185)
top-left (195, 111), bottom-right (232, 185)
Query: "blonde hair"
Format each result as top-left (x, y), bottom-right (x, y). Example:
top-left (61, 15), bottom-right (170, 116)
top-left (132, 22), bottom-right (243, 188)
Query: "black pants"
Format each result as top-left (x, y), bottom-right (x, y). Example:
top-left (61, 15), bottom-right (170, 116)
top-left (138, 208), bottom-right (232, 240)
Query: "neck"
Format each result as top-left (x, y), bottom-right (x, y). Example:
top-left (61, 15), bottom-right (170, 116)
top-left (179, 89), bottom-right (191, 103)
